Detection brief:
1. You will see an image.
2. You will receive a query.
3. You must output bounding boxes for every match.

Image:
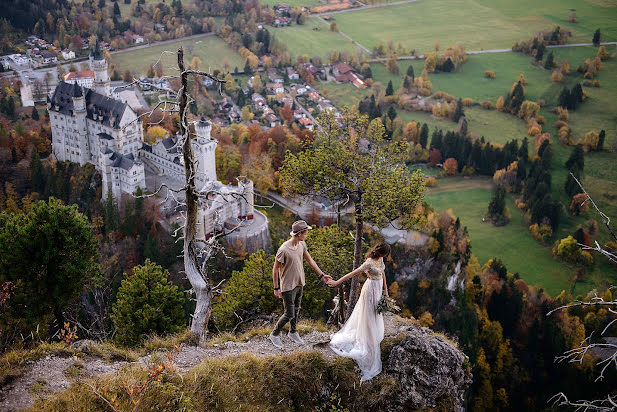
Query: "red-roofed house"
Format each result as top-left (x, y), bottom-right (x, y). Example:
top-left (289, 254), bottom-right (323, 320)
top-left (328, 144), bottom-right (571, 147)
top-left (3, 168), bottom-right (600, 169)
top-left (64, 70), bottom-right (95, 88)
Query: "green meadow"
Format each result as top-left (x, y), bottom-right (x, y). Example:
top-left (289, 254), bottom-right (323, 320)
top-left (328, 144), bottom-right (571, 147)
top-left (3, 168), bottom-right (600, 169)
top-left (111, 36), bottom-right (245, 77)
top-left (269, 17), bottom-right (364, 60)
top-left (426, 177), bottom-right (617, 297)
top-left (331, 0), bottom-right (616, 54)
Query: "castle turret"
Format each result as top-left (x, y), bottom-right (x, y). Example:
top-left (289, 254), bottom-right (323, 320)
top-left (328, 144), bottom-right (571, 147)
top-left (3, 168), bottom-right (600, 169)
top-left (71, 83), bottom-right (90, 165)
top-left (89, 41), bottom-right (110, 97)
top-left (193, 117), bottom-right (217, 186)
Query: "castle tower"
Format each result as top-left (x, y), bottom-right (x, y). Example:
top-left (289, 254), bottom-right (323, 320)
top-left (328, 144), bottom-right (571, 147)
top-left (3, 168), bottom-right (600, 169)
top-left (193, 117), bottom-right (217, 186)
top-left (89, 41), bottom-right (110, 97)
top-left (71, 83), bottom-right (90, 165)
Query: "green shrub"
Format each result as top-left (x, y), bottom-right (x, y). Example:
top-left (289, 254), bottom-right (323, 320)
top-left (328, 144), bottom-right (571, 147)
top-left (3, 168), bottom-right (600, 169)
top-left (111, 260), bottom-right (185, 346)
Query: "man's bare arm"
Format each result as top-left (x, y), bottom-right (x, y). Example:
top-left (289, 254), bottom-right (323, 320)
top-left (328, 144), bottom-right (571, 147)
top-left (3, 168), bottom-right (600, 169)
top-left (303, 250), bottom-right (331, 281)
top-left (272, 260), bottom-right (283, 298)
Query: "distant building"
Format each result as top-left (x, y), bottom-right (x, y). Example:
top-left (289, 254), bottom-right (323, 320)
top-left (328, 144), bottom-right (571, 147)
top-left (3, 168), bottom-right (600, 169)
top-left (61, 49), bottom-right (76, 60)
top-left (64, 70), bottom-right (95, 89)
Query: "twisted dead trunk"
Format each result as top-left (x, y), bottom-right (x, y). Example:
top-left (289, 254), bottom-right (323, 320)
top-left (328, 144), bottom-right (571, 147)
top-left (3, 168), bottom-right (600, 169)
top-left (178, 48), bottom-right (212, 345)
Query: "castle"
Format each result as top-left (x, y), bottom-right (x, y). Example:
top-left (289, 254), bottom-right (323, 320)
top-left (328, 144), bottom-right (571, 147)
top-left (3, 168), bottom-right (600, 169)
top-left (48, 45), bottom-right (268, 250)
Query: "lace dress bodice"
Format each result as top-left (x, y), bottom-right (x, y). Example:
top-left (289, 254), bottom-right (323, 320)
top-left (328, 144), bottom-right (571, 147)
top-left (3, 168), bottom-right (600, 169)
top-left (358, 257), bottom-right (385, 280)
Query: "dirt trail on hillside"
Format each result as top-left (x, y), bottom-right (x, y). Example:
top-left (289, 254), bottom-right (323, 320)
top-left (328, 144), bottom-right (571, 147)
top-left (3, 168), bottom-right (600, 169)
top-left (0, 316), bottom-right (408, 411)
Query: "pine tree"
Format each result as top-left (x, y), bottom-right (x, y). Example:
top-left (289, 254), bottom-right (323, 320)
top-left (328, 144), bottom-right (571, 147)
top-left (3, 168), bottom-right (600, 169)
top-left (104, 189), bottom-right (120, 234)
top-left (406, 64), bottom-right (415, 82)
top-left (243, 59), bottom-right (252, 75)
top-left (420, 123), bottom-right (429, 148)
top-left (488, 185), bottom-right (506, 219)
top-left (441, 57), bottom-right (455, 72)
top-left (535, 43), bottom-right (545, 62)
top-left (593, 29), bottom-right (601, 46)
top-left (430, 129), bottom-right (443, 151)
top-left (385, 80), bottom-right (394, 96)
top-left (598, 130), bottom-right (605, 151)
top-left (402, 76), bottom-right (410, 89)
top-left (565, 145), bottom-right (584, 174)
top-left (558, 87), bottom-right (570, 109)
top-left (453, 98), bottom-right (464, 122)
top-left (111, 260), bottom-right (185, 346)
top-left (0, 198), bottom-right (99, 333)
top-left (387, 105), bottom-right (397, 121)
top-left (509, 81), bottom-right (525, 113)
top-left (565, 171), bottom-right (583, 197)
top-left (543, 51), bottom-right (554, 69)
top-left (31, 107), bottom-right (39, 120)
top-left (113, 1), bottom-right (121, 16)
top-left (30, 148), bottom-right (43, 193)
top-left (571, 84), bottom-right (583, 105)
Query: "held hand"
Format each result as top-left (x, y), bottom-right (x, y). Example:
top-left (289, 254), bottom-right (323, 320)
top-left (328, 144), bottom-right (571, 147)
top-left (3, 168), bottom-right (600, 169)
top-left (327, 279), bottom-right (338, 287)
top-left (321, 274), bottom-right (332, 282)
top-left (274, 289), bottom-right (282, 299)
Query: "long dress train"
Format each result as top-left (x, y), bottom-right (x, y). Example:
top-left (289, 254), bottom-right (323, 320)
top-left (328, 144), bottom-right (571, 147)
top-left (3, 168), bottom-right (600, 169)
top-left (329, 258), bottom-right (385, 381)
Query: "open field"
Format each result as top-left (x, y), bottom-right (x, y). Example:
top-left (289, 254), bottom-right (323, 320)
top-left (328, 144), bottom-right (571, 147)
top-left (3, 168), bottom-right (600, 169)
top-left (566, 47), bottom-right (617, 149)
top-left (332, 0), bottom-right (597, 55)
top-left (426, 177), bottom-right (617, 297)
top-left (269, 17), bottom-right (364, 60)
top-left (111, 36), bottom-right (245, 77)
top-left (329, 0), bottom-right (616, 55)
top-left (259, 0), bottom-right (322, 6)
top-left (398, 107), bottom-right (529, 145)
top-left (314, 81), bottom-right (369, 108)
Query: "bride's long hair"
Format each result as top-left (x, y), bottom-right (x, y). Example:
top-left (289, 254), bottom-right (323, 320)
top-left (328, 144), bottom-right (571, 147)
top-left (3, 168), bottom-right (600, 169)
top-left (365, 242), bottom-right (390, 259)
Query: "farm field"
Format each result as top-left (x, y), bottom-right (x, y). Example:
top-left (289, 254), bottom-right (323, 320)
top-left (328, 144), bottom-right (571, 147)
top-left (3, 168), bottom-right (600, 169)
top-left (259, 0), bottom-right (322, 7)
top-left (314, 81), bottom-right (369, 108)
top-left (111, 36), bottom-right (245, 77)
top-left (269, 17), bottom-right (364, 60)
top-left (426, 177), bottom-right (617, 297)
top-left (331, 0), bottom-right (598, 55)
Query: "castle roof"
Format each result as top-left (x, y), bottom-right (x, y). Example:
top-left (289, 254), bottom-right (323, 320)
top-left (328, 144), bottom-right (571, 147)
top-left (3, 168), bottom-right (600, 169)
top-left (50, 82), bottom-right (127, 128)
top-left (198, 116), bottom-right (210, 128)
top-left (109, 151), bottom-right (137, 170)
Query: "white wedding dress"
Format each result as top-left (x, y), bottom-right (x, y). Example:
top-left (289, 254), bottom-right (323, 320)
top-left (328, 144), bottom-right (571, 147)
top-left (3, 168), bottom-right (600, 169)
top-left (329, 257), bottom-right (385, 381)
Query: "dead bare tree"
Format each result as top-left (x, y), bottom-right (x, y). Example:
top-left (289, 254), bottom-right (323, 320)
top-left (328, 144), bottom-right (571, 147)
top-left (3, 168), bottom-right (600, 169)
top-left (113, 47), bottom-right (268, 345)
top-left (548, 173), bottom-right (617, 411)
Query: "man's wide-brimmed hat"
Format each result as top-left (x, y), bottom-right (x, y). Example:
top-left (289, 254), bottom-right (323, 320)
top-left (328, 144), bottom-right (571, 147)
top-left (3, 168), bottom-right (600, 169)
top-left (290, 220), bottom-right (312, 236)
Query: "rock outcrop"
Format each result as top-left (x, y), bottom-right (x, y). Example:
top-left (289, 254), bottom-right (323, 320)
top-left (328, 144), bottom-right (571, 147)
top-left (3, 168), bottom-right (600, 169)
top-left (383, 323), bottom-right (471, 411)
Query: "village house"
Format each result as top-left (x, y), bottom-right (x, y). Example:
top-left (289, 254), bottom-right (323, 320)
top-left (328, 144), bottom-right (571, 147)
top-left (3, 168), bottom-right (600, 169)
top-left (298, 117), bottom-right (314, 130)
top-left (293, 108), bottom-right (305, 119)
top-left (265, 113), bottom-right (280, 127)
top-left (332, 62), bottom-right (366, 88)
top-left (302, 63), bottom-right (326, 80)
top-left (61, 49), bottom-right (75, 60)
top-left (307, 90), bottom-right (321, 101)
top-left (64, 70), bottom-right (95, 89)
top-left (267, 68), bottom-right (284, 83)
top-left (265, 83), bottom-right (285, 94)
top-left (251, 93), bottom-right (267, 108)
top-left (286, 67), bottom-right (299, 80)
top-left (273, 3), bottom-right (291, 15)
top-left (290, 83), bottom-right (308, 95)
top-left (273, 17), bottom-right (291, 27)
top-left (39, 50), bottom-right (58, 65)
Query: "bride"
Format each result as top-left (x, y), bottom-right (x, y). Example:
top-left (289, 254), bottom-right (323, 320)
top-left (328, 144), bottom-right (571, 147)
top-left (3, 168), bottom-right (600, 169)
top-left (327, 242), bottom-right (390, 382)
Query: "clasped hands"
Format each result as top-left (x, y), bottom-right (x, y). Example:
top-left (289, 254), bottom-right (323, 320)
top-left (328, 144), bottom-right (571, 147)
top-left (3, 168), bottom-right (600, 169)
top-left (326, 277), bottom-right (341, 288)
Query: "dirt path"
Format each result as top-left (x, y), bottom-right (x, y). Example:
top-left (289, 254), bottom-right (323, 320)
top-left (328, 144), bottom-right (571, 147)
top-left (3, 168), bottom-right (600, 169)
top-left (0, 316), bottom-right (408, 411)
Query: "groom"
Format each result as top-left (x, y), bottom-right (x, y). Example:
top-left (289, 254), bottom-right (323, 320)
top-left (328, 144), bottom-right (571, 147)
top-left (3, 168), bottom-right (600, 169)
top-left (269, 220), bottom-right (331, 348)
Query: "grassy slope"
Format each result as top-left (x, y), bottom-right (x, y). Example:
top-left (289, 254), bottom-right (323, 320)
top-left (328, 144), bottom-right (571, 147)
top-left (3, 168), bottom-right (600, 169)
top-left (426, 177), bottom-right (617, 297)
top-left (111, 36), bottom-right (245, 77)
top-left (331, 0), bottom-right (617, 55)
top-left (269, 17), bottom-right (364, 60)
